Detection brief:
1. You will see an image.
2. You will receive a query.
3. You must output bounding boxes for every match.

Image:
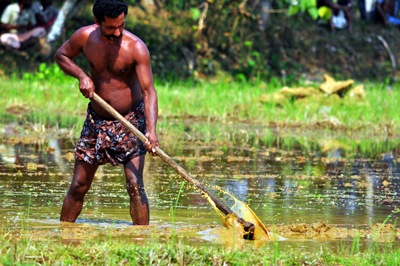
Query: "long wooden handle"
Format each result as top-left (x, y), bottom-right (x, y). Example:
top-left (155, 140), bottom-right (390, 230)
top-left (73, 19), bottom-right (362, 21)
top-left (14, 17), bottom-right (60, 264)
top-left (92, 93), bottom-right (234, 216)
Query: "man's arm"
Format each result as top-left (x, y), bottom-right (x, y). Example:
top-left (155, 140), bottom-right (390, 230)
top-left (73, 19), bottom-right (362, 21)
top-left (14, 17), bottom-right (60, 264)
top-left (376, 1), bottom-right (388, 26)
top-left (26, 9), bottom-right (37, 30)
top-left (0, 22), bottom-right (22, 31)
top-left (54, 28), bottom-right (95, 99)
top-left (34, 12), bottom-right (46, 26)
top-left (134, 40), bottom-right (159, 155)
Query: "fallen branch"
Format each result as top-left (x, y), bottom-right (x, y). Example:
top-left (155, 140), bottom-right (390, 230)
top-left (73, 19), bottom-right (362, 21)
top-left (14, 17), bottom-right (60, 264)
top-left (377, 35), bottom-right (397, 77)
top-left (263, 8), bottom-right (288, 13)
top-left (198, 2), bottom-right (209, 31)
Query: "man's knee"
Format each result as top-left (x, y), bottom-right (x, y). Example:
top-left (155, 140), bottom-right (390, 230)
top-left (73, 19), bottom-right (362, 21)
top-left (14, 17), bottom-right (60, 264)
top-left (0, 34), bottom-right (21, 49)
top-left (126, 178), bottom-right (145, 196)
top-left (69, 179), bottom-right (90, 198)
top-left (126, 178), bottom-right (139, 189)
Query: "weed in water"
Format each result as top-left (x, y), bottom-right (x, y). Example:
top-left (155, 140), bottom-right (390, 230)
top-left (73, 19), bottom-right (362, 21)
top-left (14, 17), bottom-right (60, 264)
top-left (171, 181), bottom-right (185, 240)
top-left (109, 220), bottom-right (115, 241)
top-left (27, 194), bottom-right (31, 231)
top-left (351, 230), bottom-right (360, 256)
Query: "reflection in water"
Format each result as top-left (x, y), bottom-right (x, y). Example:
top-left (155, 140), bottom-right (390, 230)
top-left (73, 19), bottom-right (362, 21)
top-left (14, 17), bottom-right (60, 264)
top-left (0, 134), bottom-right (400, 249)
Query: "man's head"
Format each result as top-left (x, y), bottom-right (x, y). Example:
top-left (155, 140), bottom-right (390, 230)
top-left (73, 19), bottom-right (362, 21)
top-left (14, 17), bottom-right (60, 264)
top-left (40, 0), bottom-right (53, 9)
top-left (19, 0), bottom-right (33, 9)
top-left (93, 0), bottom-right (128, 41)
top-left (93, 0), bottom-right (128, 24)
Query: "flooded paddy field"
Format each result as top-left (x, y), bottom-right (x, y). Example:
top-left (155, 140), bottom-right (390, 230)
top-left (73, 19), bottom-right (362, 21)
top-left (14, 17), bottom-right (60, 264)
top-left (1, 126), bottom-right (400, 253)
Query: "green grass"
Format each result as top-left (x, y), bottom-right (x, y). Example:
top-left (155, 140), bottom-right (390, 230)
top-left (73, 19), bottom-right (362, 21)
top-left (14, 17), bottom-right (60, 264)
top-left (1, 235), bottom-right (400, 265)
top-left (1, 65), bottom-right (400, 139)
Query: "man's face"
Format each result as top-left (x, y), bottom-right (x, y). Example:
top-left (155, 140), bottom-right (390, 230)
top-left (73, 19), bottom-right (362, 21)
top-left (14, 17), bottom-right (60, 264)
top-left (96, 13), bottom-right (125, 42)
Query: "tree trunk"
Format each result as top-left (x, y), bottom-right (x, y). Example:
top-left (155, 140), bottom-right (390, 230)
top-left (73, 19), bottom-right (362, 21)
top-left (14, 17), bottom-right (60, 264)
top-left (142, 0), bottom-right (155, 6)
top-left (40, 0), bottom-right (83, 57)
top-left (258, 0), bottom-right (271, 32)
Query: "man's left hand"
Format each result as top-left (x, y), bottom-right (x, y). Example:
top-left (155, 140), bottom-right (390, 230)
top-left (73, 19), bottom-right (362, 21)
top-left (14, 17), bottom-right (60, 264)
top-left (144, 131), bottom-right (159, 156)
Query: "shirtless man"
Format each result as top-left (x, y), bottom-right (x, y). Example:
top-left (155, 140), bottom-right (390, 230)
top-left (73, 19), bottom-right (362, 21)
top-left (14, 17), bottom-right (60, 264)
top-left (55, 0), bottom-right (159, 225)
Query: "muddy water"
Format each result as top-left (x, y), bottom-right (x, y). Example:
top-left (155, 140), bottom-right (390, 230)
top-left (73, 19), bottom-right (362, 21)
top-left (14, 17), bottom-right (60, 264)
top-left (1, 133), bottom-right (400, 251)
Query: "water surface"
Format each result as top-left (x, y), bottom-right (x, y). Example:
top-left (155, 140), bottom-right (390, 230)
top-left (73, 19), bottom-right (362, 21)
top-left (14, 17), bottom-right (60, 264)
top-left (1, 131), bottom-right (399, 251)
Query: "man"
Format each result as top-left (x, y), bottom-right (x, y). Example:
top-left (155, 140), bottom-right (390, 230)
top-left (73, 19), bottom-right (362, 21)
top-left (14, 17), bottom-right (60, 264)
top-left (371, 0), bottom-right (388, 26)
top-left (0, 0), bottom-right (12, 20)
top-left (374, 0), bottom-right (400, 27)
top-left (0, 0), bottom-right (46, 50)
top-left (31, 0), bottom-right (58, 31)
top-left (54, 0), bottom-right (159, 225)
top-left (317, 0), bottom-right (354, 33)
top-left (0, 0), bottom-right (12, 33)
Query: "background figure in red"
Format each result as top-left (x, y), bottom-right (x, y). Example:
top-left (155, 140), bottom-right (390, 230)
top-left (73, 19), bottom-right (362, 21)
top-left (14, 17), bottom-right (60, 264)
top-left (31, 0), bottom-right (59, 32)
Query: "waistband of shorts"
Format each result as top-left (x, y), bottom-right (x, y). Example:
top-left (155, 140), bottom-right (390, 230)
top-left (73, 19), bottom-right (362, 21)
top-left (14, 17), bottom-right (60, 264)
top-left (88, 98), bottom-right (144, 121)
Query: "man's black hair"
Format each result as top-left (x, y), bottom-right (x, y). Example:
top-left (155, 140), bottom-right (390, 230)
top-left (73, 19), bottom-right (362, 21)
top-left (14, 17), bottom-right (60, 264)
top-left (93, 0), bottom-right (128, 23)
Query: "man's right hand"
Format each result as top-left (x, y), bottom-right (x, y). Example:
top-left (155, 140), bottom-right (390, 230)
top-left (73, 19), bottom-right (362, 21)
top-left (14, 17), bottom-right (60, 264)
top-left (78, 76), bottom-right (95, 99)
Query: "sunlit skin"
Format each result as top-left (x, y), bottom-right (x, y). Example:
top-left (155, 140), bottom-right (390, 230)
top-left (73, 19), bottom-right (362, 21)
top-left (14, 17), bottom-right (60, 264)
top-left (54, 12), bottom-right (159, 225)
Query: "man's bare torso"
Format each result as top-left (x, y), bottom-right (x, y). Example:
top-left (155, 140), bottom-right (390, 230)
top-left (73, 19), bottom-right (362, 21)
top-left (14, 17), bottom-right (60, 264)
top-left (82, 25), bottom-right (142, 119)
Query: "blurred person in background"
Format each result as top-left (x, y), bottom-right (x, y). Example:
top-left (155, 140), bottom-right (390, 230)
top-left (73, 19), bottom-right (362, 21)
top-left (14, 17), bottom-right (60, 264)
top-left (317, 0), bottom-right (354, 33)
top-left (372, 0), bottom-right (400, 27)
top-left (385, 0), bottom-right (400, 26)
top-left (358, 0), bottom-right (367, 19)
top-left (32, 0), bottom-right (58, 32)
top-left (0, 0), bottom-right (45, 50)
top-left (0, 0), bottom-right (12, 33)
top-left (0, 0), bottom-right (12, 19)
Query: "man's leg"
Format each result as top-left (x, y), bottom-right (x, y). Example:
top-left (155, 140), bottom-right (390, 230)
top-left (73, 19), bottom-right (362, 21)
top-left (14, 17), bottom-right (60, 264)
top-left (344, 5), bottom-right (354, 32)
top-left (60, 159), bottom-right (98, 222)
top-left (124, 154), bottom-right (149, 225)
top-left (17, 27), bottom-right (46, 43)
top-left (17, 27), bottom-right (46, 49)
top-left (0, 33), bottom-right (21, 49)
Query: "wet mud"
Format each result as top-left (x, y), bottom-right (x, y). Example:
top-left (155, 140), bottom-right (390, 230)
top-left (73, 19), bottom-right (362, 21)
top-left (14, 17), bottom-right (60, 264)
top-left (266, 222), bottom-right (400, 242)
top-left (3, 224), bottom-right (218, 242)
top-left (3, 222), bottom-right (399, 247)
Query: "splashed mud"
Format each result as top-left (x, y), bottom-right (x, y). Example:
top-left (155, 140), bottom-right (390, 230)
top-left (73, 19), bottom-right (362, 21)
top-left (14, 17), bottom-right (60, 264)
top-left (207, 189), bottom-right (272, 240)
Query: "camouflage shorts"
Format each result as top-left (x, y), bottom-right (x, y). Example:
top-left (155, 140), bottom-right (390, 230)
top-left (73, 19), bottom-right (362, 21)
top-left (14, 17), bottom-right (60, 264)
top-left (74, 100), bottom-right (147, 166)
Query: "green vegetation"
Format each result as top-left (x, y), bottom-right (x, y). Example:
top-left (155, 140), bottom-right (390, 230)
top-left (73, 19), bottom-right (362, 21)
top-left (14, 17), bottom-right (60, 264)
top-left (1, 234), bottom-right (400, 265)
top-left (1, 64), bottom-right (399, 139)
top-left (2, 1), bottom-right (399, 82)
